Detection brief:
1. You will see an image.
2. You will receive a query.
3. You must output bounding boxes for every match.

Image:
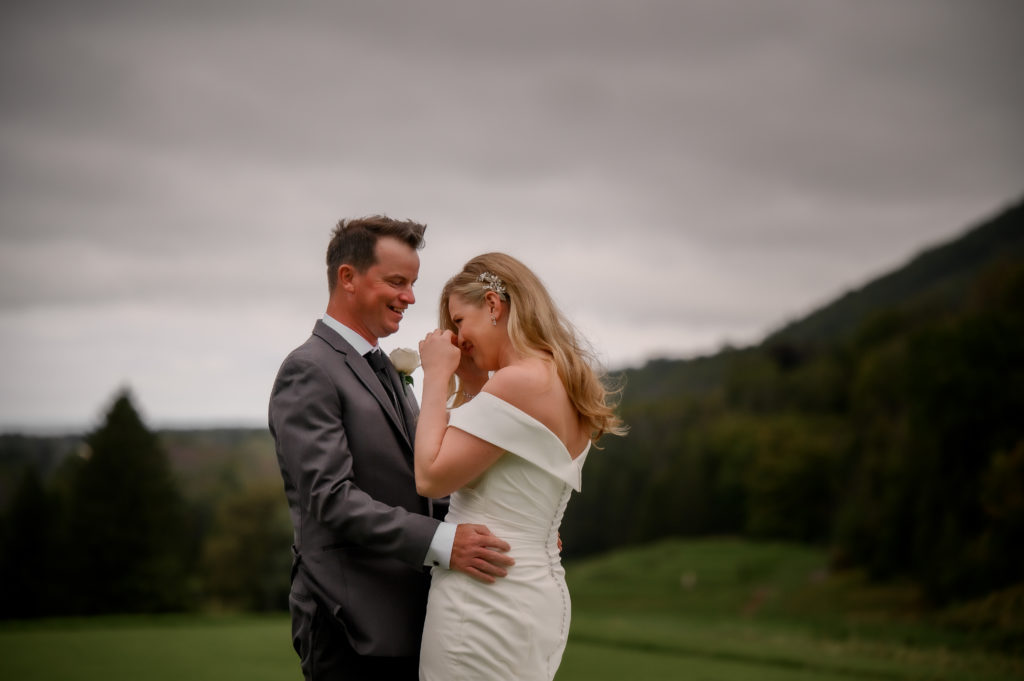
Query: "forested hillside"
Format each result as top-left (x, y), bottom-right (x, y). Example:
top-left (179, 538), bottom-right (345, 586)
top-left (563, 197), bottom-right (1024, 606)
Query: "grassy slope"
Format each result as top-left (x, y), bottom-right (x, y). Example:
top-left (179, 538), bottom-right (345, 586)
top-left (1, 539), bottom-right (1020, 681)
top-left (0, 614), bottom-right (299, 681)
top-left (558, 538), bottom-right (1022, 681)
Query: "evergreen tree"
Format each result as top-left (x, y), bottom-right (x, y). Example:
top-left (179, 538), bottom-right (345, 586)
top-left (0, 466), bottom-right (60, 617)
top-left (67, 389), bottom-right (191, 613)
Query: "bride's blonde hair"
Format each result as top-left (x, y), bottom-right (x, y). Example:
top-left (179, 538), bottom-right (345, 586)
top-left (439, 253), bottom-right (626, 443)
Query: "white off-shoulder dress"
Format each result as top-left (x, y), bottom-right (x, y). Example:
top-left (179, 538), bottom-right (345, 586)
top-left (419, 392), bottom-right (590, 681)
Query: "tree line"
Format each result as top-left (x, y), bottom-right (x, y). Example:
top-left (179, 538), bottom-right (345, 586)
top-left (561, 255), bottom-right (1024, 606)
top-left (0, 394), bottom-right (291, 617)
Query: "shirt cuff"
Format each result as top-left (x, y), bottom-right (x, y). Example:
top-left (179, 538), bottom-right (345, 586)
top-left (423, 521), bottom-right (457, 569)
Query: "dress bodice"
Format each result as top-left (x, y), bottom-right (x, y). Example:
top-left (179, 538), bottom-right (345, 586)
top-left (445, 392), bottom-right (590, 563)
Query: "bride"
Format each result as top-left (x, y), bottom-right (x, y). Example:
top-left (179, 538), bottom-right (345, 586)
top-left (414, 253), bottom-right (626, 680)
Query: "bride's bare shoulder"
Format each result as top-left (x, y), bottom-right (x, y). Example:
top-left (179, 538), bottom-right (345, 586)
top-left (483, 359), bottom-right (552, 408)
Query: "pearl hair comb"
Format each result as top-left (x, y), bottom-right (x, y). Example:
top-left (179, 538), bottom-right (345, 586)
top-left (477, 271), bottom-right (508, 300)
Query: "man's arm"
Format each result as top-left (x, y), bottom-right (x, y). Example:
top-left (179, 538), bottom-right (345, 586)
top-left (424, 522), bottom-right (514, 584)
top-left (270, 354), bottom-right (437, 566)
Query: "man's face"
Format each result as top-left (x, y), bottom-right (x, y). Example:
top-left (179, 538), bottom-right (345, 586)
top-left (349, 237), bottom-right (419, 341)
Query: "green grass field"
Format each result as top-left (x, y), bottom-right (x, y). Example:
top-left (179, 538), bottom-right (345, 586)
top-left (1, 538), bottom-right (1020, 680)
top-left (0, 614), bottom-right (298, 681)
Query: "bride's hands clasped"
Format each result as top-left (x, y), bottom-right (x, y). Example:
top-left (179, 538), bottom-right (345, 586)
top-left (418, 329), bottom-right (461, 379)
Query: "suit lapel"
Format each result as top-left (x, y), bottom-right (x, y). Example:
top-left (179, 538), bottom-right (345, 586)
top-left (313, 321), bottom-right (414, 453)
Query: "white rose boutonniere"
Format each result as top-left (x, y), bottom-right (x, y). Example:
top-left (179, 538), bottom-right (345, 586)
top-left (389, 347), bottom-right (421, 392)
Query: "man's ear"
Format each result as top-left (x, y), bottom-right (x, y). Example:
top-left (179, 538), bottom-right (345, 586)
top-left (337, 264), bottom-right (357, 292)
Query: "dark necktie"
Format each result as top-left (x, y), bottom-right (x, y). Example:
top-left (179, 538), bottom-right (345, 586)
top-left (365, 349), bottom-right (400, 412)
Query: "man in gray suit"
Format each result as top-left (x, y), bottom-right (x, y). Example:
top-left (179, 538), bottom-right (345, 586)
top-left (269, 216), bottom-right (513, 680)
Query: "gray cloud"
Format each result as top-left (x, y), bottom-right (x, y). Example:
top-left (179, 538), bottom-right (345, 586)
top-left (1, 0), bottom-right (1022, 428)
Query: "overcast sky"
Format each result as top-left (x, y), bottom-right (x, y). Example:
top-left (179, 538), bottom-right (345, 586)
top-left (1, 0), bottom-right (1022, 432)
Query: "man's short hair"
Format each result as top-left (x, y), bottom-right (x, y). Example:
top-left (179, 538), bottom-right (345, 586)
top-left (326, 216), bottom-right (427, 293)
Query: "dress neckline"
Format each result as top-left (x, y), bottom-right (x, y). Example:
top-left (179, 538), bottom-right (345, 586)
top-left (472, 392), bottom-right (591, 462)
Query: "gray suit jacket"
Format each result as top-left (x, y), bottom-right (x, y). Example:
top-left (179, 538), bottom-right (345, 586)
top-left (269, 320), bottom-right (442, 656)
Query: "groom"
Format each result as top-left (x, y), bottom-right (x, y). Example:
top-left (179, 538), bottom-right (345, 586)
top-left (269, 216), bottom-right (514, 680)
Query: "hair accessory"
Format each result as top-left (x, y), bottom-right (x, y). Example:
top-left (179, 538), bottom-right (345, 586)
top-left (477, 271), bottom-right (508, 300)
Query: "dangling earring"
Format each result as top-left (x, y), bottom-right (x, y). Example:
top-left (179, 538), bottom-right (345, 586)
top-left (490, 315), bottom-right (497, 326)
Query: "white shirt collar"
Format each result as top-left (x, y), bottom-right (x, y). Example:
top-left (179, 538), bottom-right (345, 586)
top-left (322, 313), bottom-right (376, 356)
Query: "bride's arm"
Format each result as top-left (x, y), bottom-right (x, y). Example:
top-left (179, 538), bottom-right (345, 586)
top-left (415, 330), bottom-right (504, 498)
top-left (416, 428), bottom-right (504, 498)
